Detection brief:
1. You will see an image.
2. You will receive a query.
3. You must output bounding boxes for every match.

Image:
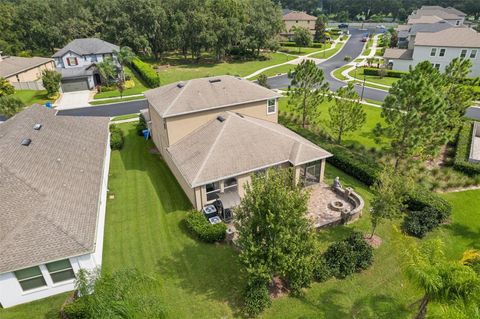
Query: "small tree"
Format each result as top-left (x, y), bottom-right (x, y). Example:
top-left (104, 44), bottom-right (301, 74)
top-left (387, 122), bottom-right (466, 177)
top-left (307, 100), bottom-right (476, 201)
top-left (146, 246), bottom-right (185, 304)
top-left (96, 58), bottom-right (117, 86)
top-left (288, 60), bottom-right (330, 128)
top-left (116, 46), bottom-right (136, 81)
top-left (292, 26), bottom-right (312, 53)
top-left (257, 73), bottom-right (269, 88)
top-left (343, 55), bottom-right (352, 62)
top-left (327, 83), bottom-right (366, 143)
top-left (116, 79), bottom-right (125, 99)
top-left (41, 70), bottom-right (61, 98)
top-left (0, 95), bottom-right (25, 117)
top-left (314, 15), bottom-right (327, 43)
top-left (378, 67), bottom-right (388, 79)
top-left (0, 77), bottom-right (15, 97)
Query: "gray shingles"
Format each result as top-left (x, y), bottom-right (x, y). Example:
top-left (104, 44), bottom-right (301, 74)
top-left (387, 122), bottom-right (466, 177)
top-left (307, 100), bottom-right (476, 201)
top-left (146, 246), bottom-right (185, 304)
top-left (0, 56), bottom-right (53, 78)
top-left (52, 38), bottom-right (119, 58)
top-left (0, 105), bottom-right (109, 273)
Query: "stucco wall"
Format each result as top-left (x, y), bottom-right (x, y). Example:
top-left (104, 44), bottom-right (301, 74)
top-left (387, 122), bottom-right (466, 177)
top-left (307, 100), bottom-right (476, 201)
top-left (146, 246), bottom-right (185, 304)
top-left (5, 61), bottom-right (55, 83)
top-left (165, 99), bottom-right (278, 146)
top-left (284, 20), bottom-right (315, 34)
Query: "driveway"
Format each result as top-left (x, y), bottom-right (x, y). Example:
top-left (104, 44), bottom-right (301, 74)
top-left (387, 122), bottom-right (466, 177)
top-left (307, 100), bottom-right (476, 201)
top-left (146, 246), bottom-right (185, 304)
top-left (55, 90), bottom-right (93, 110)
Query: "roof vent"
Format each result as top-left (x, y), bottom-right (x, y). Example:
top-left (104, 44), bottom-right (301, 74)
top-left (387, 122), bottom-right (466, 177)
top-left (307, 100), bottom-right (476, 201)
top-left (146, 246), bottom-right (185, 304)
top-left (209, 78), bottom-right (221, 83)
top-left (21, 138), bottom-right (31, 146)
top-left (33, 123), bottom-right (42, 130)
top-left (177, 82), bottom-right (185, 88)
top-left (235, 112), bottom-right (244, 118)
top-left (217, 116), bottom-right (225, 122)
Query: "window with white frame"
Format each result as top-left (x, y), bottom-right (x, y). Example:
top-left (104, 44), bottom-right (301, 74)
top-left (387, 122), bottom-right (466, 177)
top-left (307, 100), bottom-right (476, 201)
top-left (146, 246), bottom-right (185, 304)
top-left (432, 63), bottom-right (440, 70)
top-left (267, 98), bottom-right (276, 114)
top-left (46, 259), bottom-right (75, 283)
top-left (439, 48), bottom-right (446, 57)
top-left (66, 57), bottom-right (78, 66)
top-left (14, 266), bottom-right (47, 291)
top-left (206, 182), bottom-right (220, 201)
top-left (224, 177), bottom-right (237, 190)
top-left (430, 48), bottom-right (437, 56)
top-left (470, 49), bottom-right (477, 59)
top-left (460, 49), bottom-right (467, 58)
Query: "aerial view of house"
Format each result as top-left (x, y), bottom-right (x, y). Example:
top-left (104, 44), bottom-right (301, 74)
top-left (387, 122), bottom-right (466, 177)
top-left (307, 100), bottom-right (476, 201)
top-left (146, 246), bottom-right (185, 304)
top-left (0, 53), bottom-right (55, 90)
top-left (52, 38), bottom-right (119, 92)
top-left (0, 106), bottom-right (110, 308)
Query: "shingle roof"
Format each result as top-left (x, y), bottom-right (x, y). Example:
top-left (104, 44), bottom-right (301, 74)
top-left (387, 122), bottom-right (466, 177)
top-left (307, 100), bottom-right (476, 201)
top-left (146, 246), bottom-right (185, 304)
top-left (283, 11), bottom-right (317, 21)
top-left (145, 75), bottom-right (281, 118)
top-left (417, 6), bottom-right (466, 17)
top-left (409, 6), bottom-right (465, 21)
top-left (407, 15), bottom-right (445, 24)
top-left (167, 112), bottom-right (332, 187)
top-left (408, 22), bottom-right (454, 35)
top-left (383, 48), bottom-right (414, 60)
top-left (0, 56), bottom-right (53, 78)
top-left (415, 28), bottom-right (480, 48)
top-left (52, 38), bottom-right (119, 58)
top-left (57, 65), bottom-right (95, 79)
top-left (0, 105), bottom-right (109, 273)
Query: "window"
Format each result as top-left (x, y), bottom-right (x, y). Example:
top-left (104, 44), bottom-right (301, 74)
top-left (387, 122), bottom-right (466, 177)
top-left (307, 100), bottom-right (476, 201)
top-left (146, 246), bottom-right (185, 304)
top-left (224, 178), bottom-right (237, 190)
top-left (470, 50), bottom-right (477, 59)
top-left (66, 57), bottom-right (78, 66)
top-left (14, 266), bottom-right (47, 291)
top-left (456, 20), bottom-right (460, 26)
top-left (439, 48), bottom-right (446, 57)
top-left (432, 63), bottom-right (440, 70)
top-left (267, 99), bottom-right (276, 114)
top-left (46, 259), bottom-right (75, 283)
top-left (430, 48), bottom-right (437, 56)
top-left (91, 55), bottom-right (98, 62)
top-left (460, 49), bottom-right (467, 58)
top-left (206, 182), bottom-right (220, 201)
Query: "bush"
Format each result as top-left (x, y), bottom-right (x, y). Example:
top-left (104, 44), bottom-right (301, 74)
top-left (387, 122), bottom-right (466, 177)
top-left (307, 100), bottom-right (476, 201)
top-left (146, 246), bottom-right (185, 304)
top-left (184, 211), bottom-right (226, 243)
top-left (243, 279), bottom-right (271, 317)
top-left (131, 58), bottom-right (160, 88)
top-left (110, 124), bottom-right (125, 150)
top-left (62, 299), bottom-right (87, 319)
top-left (98, 85), bottom-right (116, 93)
top-left (403, 208), bottom-right (440, 238)
top-left (405, 186), bottom-right (452, 223)
top-left (312, 254), bottom-right (332, 282)
top-left (453, 122), bottom-right (480, 176)
top-left (124, 79), bottom-right (135, 89)
top-left (363, 67), bottom-right (407, 78)
top-left (345, 232), bottom-right (374, 271)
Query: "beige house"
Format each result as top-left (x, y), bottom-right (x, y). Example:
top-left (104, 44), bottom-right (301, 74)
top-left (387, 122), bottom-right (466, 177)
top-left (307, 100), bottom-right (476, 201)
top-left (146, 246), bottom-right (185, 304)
top-left (144, 76), bottom-right (332, 210)
top-left (281, 11), bottom-right (317, 41)
top-left (0, 54), bottom-right (55, 90)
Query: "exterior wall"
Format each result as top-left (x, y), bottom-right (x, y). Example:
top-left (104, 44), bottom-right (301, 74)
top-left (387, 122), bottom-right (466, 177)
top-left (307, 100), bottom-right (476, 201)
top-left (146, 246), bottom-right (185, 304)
top-left (165, 99), bottom-right (279, 146)
top-left (55, 52), bottom-right (117, 69)
top-left (0, 134), bottom-right (111, 308)
top-left (386, 58), bottom-right (414, 72)
top-left (5, 61), bottom-right (55, 83)
top-left (284, 19), bottom-right (316, 34)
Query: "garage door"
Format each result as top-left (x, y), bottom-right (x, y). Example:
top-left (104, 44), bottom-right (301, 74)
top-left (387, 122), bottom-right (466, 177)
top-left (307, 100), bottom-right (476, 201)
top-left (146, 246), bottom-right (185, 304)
top-left (61, 78), bottom-right (89, 92)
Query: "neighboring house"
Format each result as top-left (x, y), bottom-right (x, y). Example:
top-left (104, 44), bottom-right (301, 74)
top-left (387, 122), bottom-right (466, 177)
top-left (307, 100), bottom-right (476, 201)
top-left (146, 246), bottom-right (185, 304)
top-left (0, 106), bottom-right (110, 308)
top-left (281, 10), bottom-right (317, 41)
top-left (385, 27), bottom-right (480, 77)
top-left (407, 5), bottom-right (466, 26)
top-left (52, 38), bottom-right (119, 92)
top-left (0, 53), bottom-right (55, 90)
top-left (144, 75), bottom-right (332, 211)
top-left (397, 21), bottom-right (455, 49)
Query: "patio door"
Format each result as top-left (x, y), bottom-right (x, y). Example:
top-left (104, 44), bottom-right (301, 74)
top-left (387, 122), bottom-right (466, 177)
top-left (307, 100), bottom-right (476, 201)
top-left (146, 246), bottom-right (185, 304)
top-left (304, 161), bottom-right (321, 186)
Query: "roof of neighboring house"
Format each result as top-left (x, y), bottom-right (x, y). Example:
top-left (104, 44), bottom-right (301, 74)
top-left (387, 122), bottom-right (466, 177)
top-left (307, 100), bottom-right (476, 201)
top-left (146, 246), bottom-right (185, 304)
top-left (57, 65), bottom-right (96, 79)
top-left (415, 28), bottom-right (480, 48)
top-left (0, 56), bottom-right (53, 78)
top-left (383, 48), bottom-right (414, 60)
top-left (167, 111), bottom-right (332, 187)
top-left (399, 21), bottom-right (455, 39)
top-left (408, 6), bottom-right (465, 22)
top-left (145, 75), bottom-right (281, 118)
top-left (407, 15), bottom-right (445, 24)
top-left (417, 6), bottom-right (466, 17)
top-left (0, 106), bottom-right (109, 274)
top-left (283, 11), bottom-right (317, 21)
top-left (52, 38), bottom-right (119, 58)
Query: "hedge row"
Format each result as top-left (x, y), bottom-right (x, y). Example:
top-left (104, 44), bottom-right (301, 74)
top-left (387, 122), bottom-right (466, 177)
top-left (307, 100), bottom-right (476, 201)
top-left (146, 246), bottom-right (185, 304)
top-left (453, 122), bottom-right (480, 176)
top-left (185, 211), bottom-right (226, 243)
top-left (131, 58), bottom-right (160, 88)
top-left (110, 124), bottom-right (124, 150)
top-left (363, 67), bottom-right (408, 78)
top-left (280, 41), bottom-right (324, 48)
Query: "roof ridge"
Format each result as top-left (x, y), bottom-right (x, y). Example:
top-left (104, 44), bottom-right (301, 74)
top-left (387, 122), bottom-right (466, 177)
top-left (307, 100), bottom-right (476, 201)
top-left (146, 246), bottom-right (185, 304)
top-left (163, 79), bottom-right (192, 116)
top-left (191, 114), bottom-right (231, 185)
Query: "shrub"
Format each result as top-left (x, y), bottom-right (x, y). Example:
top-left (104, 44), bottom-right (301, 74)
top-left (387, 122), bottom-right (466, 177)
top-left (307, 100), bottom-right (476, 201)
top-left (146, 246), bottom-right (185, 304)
top-left (98, 85), bottom-right (116, 93)
top-left (62, 299), bottom-right (87, 319)
top-left (137, 113), bottom-right (148, 134)
top-left (363, 67), bottom-right (407, 78)
top-left (243, 279), bottom-right (271, 317)
top-left (312, 254), bottom-right (332, 282)
top-left (124, 79), bottom-right (135, 89)
top-left (184, 211), bottom-right (226, 243)
top-left (405, 186), bottom-right (451, 223)
top-left (345, 231), bottom-right (373, 271)
top-left (42, 69), bottom-right (61, 97)
top-left (131, 58), bottom-right (160, 87)
top-left (453, 122), bottom-right (480, 176)
top-left (403, 208), bottom-right (440, 238)
top-left (109, 124), bottom-right (125, 150)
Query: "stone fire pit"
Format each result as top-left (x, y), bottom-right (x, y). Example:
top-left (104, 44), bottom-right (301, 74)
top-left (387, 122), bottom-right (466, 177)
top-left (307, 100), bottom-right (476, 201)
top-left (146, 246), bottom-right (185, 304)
top-left (330, 200), bottom-right (345, 211)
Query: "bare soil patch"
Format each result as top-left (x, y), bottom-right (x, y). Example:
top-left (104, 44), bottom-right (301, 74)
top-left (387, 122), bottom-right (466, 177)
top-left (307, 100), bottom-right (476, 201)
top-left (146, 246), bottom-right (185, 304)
top-left (363, 234), bottom-right (383, 248)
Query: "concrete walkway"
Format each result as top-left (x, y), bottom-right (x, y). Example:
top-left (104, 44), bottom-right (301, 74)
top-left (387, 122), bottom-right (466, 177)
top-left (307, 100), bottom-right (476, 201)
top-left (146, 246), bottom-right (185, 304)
top-left (244, 36), bottom-right (349, 80)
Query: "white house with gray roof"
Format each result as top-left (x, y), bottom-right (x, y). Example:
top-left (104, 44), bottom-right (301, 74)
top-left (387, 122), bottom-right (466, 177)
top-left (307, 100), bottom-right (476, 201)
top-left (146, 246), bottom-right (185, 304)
top-left (52, 38), bottom-right (119, 92)
top-left (407, 5), bottom-right (466, 26)
top-left (0, 105), bottom-right (110, 308)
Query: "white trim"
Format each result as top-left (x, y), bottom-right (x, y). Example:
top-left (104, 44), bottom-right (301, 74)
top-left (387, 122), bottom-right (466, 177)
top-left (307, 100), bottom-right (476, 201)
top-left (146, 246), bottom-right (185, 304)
top-left (267, 98), bottom-right (277, 115)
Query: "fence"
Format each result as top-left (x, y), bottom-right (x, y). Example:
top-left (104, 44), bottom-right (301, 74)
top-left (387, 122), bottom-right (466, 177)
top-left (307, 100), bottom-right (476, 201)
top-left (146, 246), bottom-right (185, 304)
top-left (11, 81), bottom-right (45, 91)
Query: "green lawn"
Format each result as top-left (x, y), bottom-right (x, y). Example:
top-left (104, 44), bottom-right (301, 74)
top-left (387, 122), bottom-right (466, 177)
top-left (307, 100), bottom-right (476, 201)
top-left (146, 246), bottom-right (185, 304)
top-left (111, 113), bottom-right (140, 121)
top-left (251, 63), bottom-right (296, 80)
top-left (94, 66), bottom-right (148, 99)
top-left (349, 67), bottom-right (399, 87)
top-left (310, 41), bottom-right (346, 59)
top-left (0, 292), bottom-right (69, 319)
top-left (278, 43), bottom-right (331, 56)
top-left (156, 53), bottom-right (296, 85)
top-left (13, 90), bottom-right (51, 106)
top-left (89, 95), bottom-right (145, 106)
top-left (332, 65), bottom-right (352, 81)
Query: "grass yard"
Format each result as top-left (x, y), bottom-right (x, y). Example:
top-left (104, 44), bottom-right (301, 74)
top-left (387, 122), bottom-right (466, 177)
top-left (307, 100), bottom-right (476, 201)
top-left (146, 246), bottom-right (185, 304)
top-left (278, 43), bottom-right (332, 56)
top-left (310, 42), bottom-right (345, 60)
top-left (94, 66), bottom-right (148, 99)
top-left (89, 95), bottom-right (145, 106)
top-left (332, 65), bottom-right (352, 81)
top-left (156, 53), bottom-right (296, 85)
top-left (111, 113), bottom-right (140, 121)
top-left (13, 90), bottom-right (51, 106)
top-left (251, 63), bottom-right (296, 80)
top-left (349, 67), bottom-right (398, 87)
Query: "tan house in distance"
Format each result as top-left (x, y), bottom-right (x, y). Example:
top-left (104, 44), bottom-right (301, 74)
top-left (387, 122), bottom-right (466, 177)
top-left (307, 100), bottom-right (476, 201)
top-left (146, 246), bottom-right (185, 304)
top-left (281, 10), bottom-right (317, 41)
top-left (144, 75), bottom-right (332, 210)
top-left (0, 53), bottom-right (55, 90)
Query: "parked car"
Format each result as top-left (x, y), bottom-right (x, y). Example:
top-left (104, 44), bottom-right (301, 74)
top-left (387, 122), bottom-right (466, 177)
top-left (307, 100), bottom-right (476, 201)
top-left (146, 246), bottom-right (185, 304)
top-left (361, 37), bottom-right (368, 42)
top-left (376, 25), bottom-right (386, 29)
top-left (338, 23), bottom-right (349, 29)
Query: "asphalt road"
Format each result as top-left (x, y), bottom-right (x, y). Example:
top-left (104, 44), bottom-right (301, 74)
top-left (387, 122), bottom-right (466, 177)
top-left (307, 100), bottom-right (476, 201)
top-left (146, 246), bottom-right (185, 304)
top-left (267, 27), bottom-right (388, 102)
top-left (57, 99), bottom-right (148, 117)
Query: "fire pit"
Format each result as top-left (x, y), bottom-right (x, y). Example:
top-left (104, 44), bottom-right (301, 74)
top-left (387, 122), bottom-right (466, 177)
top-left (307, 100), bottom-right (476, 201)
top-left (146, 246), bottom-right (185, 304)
top-left (330, 200), bottom-right (345, 212)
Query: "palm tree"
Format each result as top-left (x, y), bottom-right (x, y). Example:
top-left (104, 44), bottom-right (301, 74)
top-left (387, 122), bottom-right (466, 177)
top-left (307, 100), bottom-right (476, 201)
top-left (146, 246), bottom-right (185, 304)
top-left (116, 46), bottom-right (136, 82)
top-left (404, 240), bottom-right (480, 319)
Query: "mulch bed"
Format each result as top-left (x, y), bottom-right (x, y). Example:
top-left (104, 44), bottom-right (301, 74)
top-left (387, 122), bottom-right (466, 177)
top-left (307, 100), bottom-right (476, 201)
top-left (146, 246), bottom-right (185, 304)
top-left (269, 276), bottom-right (289, 299)
top-left (363, 234), bottom-right (383, 248)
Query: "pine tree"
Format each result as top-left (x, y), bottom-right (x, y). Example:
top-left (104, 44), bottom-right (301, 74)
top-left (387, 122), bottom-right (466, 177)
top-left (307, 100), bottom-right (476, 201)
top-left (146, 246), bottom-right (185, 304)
top-left (314, 15), bottom-right (327, 43)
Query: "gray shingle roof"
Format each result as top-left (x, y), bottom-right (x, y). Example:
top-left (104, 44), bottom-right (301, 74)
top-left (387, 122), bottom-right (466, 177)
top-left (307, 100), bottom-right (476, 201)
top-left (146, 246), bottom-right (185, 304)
top-left (0, 105), bottom-right (109, 273)
top-left (283, 11), bottom-right (317, 21)
top-left (57, 65), bottom-right (95, 79)
top-left (145, 75), bottom-right (281, 118)
top-left (167, 112), bottom-right (332, 187)
top-left (415, 28), bottom-right (480, 48)
top-left (383, 48), bottom-right (414, 60)
top-left (52, 38), bottom-right (119, 58)
top-left (0, 56), bottom-right (53, 78)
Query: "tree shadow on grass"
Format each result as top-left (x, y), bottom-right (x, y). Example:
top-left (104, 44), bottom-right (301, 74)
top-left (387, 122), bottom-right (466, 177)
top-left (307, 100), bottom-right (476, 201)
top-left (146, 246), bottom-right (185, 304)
top-left (294, 288), bottom-right (350, 318)
top-left (350, 294), bottom-right (410, 319)
top-left (443, 223), bottom-right (480, 250)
